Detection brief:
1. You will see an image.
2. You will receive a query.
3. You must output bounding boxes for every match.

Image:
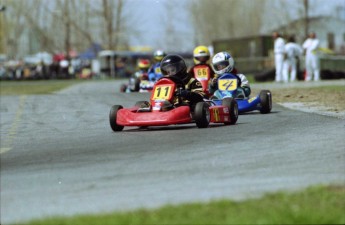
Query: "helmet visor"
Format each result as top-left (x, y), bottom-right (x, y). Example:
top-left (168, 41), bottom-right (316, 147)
top-left (161, 61), bottom-right (184, 76)
top-left (195, 56), bottom-right (210, 62)
top-left (154, 56), bottom-right (164, 61)
top-left (213, 61), bottom-right (229, 71)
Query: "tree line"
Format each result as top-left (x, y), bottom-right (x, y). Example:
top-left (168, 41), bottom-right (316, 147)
top-left (0, 0), bottom-right (336, 59)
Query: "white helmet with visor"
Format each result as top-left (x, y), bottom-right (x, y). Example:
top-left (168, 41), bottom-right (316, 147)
top-left (211, 52), bottom-right (235, 75)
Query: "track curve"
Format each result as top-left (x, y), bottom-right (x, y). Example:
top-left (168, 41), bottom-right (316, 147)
top-left (1, 80), bottom-right (344, 224)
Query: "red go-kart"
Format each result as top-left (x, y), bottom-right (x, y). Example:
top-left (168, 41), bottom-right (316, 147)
top-left (109, 76), bottom-right (238, 131)
top-left (193, 64), bottom-right (212, 97)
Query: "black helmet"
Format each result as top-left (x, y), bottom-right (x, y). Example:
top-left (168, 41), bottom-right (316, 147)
top-left (160, 54), bottom-right (188, 82)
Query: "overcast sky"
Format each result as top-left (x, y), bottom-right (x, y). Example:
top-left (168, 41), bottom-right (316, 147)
top-left (125, 0), bottom-right (194, 51)
top-left (126, 0), bottom-right (344, 52)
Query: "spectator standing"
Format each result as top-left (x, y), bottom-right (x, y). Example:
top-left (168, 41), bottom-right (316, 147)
top-left (272, 31), bottom-right (285, 82)
top-left (303, 32), bottom-right (320, 81)
top-left (59, 59), bottom-right (69, 78)
top-left (36, 61), bottom-right (44, 79)
top-left (283, 36), bottom-right (303, 82)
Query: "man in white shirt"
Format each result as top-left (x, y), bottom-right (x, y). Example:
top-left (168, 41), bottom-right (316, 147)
top-left (303, 32), bottom-right (320, 81)
top-left (283, 36), bottom-right (303, 82)
top-left (273, 31), bottom-right (285, 82)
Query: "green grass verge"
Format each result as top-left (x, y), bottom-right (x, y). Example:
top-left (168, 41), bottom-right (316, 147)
top-left (0, 80), bottom-right (86, 95)
top-left (245, 74), bottom-right (256, 84)
top-left (307, 85), bottom-right (345, 92)
top-left (20, 185), bottom-right (345, 225)
top-left (275, 85), bottom-right (345, 93)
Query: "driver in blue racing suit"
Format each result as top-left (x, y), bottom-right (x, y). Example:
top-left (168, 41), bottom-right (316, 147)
top-left (148, 50), bottom-right (166, 82)
top-left (209, 51), bottom-right (251, 98)
top-left (160, 54), bottom-right (206, 107)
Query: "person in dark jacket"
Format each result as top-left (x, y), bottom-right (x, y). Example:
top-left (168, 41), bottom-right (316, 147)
top-left (160, 54), bottom-right (206, 107)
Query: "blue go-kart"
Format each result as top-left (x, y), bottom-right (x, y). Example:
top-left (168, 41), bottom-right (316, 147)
top-left (211, 73), bottom-right (272, 114)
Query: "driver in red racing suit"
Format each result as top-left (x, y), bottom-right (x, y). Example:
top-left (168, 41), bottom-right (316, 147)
top-left (188, 45), bottom-right (215, 80)
top-left (160, 54), bottom-right (206, 108)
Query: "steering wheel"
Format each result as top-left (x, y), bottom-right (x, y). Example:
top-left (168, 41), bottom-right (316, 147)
top-left (157, 75), bottom-right (186, 104)
top-left (157, 75), bottom-right (185, 89)
top-left (168, 75), bottom-right (185, 90)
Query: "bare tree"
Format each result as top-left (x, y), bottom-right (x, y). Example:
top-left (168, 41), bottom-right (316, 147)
top-left (0, 1), bottom-right (9, 55)
top-left (188, 0), bottom-right (265, 46)
top-left (188, 0), bottom-right (329, 49)
top-left (161, 0), bottom-right (181, 51)
top-left (102, 0), bottom-right (113, 49)
top-left (46, 0), bottom-right (97, 52)
top-left (62, 0), bottom-right (71, 58)
top-left (189, 0), bottom-right (224, 46)
top-left (2, 0), bottom-right (135, 57)
top-left (113, 0), bottom-right (123, 50)
top-left (2, 0), bottom-right (57, 57)
top-left (303, 0), bottom-right (309, 38)
top-left (100, 0), bottom-right (126, 50)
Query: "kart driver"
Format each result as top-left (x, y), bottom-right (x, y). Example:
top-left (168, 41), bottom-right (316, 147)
top-left (160, 54), bottom-right (206, 107)
top-left (134, 59), bottom-right (150, 79)
top-left (188, 45), bottom-right (215, 78)
top-left (120, 59), bottom-right (151, 93)
top-left (210, 51), bottom-right (251, 98)
top-left (148, 50), bottom-right (166, 82)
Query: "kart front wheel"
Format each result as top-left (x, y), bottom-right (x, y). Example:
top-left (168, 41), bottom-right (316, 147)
top-left (109, 105), bottom-right (124, 132)
top-left (222, 97), bottom-right (238, 125)
top-left (259, 90), bottom-right (272, 114)
top-left (194, 102), bottom-right (210, 128)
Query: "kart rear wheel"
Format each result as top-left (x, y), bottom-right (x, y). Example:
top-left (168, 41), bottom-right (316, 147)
top-left (222, 97), bottom-right (238, 125)
top-left (128, 77), bottom-right (140, 92)
top-left (109, 105), bottom-right (124, 132)
top-left (120, 84), bottom-right (127, 92)
top-left (259, 90), bottom-right (272, 114)
top-left (134, 78), bottom-right (140, 92)
top-left (194, 102), bottom-right (210, 128)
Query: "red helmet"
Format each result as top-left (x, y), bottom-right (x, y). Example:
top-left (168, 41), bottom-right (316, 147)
top-left (137, 59), bottom-right (150, 71)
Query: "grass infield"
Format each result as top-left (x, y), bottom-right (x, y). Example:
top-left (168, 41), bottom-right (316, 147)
top-left (0, 80), bottom-right (85, 95)
top-left (20, 185), bottom-right (345, 225)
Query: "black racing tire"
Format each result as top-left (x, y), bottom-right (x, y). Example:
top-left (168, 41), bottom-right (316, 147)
top-left (120, 84), bottom-right (127, 93)
top-left (194, 102), bottom-right (210, 128)
top-left (222, 97), bottom-right (238, 125)
top-left (259, 90), bottom-right (272, 114)
top-left (109, 105), bottom-right (124, 132)
top-left (134, 78), bottom-right (140, 92)
top-left (128, 77), bottom-right (140, 92)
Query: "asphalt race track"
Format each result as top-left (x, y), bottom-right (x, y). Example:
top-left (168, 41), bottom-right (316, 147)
top-left (1, 80), bottom-right (344, 224)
